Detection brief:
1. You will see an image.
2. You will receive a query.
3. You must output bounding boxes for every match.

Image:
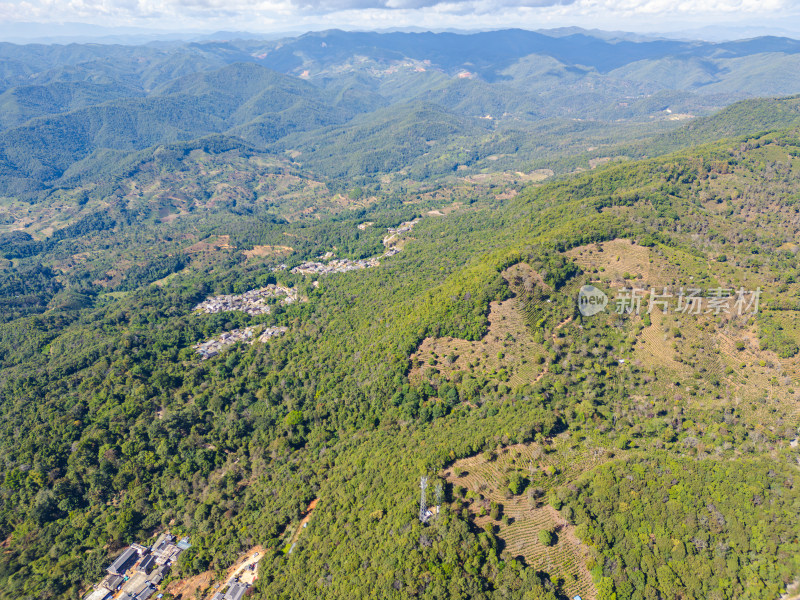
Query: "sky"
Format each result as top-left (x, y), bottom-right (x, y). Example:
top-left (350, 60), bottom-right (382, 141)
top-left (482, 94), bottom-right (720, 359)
top-left (0, 0), bottom-right (799, 40)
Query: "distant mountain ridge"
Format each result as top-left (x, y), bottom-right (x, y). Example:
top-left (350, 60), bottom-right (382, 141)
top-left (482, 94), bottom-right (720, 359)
top-left (248, 29), bottom-right (800, 78)
top-left (3, 29), bottom-right (800, 195)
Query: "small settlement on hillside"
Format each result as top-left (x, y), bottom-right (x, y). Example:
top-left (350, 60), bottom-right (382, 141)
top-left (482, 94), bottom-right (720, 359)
top-left (290, 256), bottom-right (380, 275)
top-left (194, 284), bottom-right (299, 315)
top-left (192, 219), bottom-right (419, 359)
top-left (289, 219), bottom-right (418, 275)
top-left (192, 284), bottom-right (297, 359)
top-left (194, 325), bottom-right (288, 360)
top-left (84, 533), bottom-right (190, 600)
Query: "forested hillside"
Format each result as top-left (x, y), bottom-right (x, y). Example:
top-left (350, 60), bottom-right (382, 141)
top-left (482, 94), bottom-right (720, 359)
top-left (1, 76), bottom-right (800, 600)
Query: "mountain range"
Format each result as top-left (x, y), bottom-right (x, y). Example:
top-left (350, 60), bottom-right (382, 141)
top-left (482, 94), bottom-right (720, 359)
top-left (3, 29), bottom-right (800, 197)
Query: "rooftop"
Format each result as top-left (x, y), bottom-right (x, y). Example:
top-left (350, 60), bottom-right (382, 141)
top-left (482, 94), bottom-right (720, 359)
top-left (107, 547), bottom-right (139, 575)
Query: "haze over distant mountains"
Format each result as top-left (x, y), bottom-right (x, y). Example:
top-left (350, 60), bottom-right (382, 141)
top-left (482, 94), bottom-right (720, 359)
top-left (2, 22), bottom-right (800, 44)
top-left (3, 27), bottom-right (800, 194)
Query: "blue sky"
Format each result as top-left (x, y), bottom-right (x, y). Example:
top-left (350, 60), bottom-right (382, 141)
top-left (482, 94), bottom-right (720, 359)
top-left (0, 0), bottom-right (798, 39)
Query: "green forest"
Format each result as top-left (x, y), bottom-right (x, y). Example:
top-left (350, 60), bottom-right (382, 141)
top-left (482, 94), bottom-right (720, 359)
top-left (0, 32), bottom-right (800, 600)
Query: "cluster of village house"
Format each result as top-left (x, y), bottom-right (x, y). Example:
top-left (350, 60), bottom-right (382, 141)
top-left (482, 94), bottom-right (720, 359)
top-left (193, 220), bottom-right (419, 357)
top-left (291, 256), bottom-right (380, 274)
top-left (194, 325), bottom-right (288, 359)
top-left (290, 219), bottom-right (418, 275)
top-left (84, 533), bottom-right (190, 600)
top-left (385, 219), bottom-right (419, 238)
top-left (194, 284), bottom-right (298, 315)
top-left (192, 284), bottom-right (296, 359)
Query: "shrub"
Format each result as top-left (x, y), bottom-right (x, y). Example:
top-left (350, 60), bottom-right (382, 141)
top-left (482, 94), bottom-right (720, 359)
top-left (538, 529), bottom-right (555, 546)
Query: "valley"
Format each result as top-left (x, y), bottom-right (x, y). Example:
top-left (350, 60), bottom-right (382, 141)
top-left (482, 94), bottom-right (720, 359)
top-left (0, 26), bottom-right (799, 600)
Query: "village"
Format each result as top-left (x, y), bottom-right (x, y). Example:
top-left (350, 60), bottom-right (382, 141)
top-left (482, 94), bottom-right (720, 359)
top-left (290, 255), bottom-right (380, 275)
top-left (194, 325), bottom-right (288, 360)
top-left (193, 284), bottom-right (299, 316)
top-left (290, 219), bottom-right (418, 275)
top-left (84, 533), bottom-right (191, 600)
top-left (83, 533), bottom-right (263, 600)
top-left (193, 219), bottom-right (419, 358)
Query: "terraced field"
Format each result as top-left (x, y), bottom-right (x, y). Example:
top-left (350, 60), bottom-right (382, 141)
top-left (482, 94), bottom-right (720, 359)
top-left (631, 303), bottom-right (800, 419)
top-left (499, 506), bottom-right (593, 598)
top-left (635, 308), bottom-right (691, 374)
top-left (566, 239), bottom-right (680, 290)
top-left (443, 437), bottom-right (626, 600)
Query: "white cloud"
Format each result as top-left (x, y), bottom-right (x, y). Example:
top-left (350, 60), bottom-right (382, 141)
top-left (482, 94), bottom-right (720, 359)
top-left (579, 0), bottom-right (788, 15)
top-left (0, 0), bottom-right (798, 34)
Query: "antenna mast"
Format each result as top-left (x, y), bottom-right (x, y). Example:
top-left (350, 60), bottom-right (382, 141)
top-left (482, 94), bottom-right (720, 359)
top-left (419, 476), bottom-right (430, 523)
